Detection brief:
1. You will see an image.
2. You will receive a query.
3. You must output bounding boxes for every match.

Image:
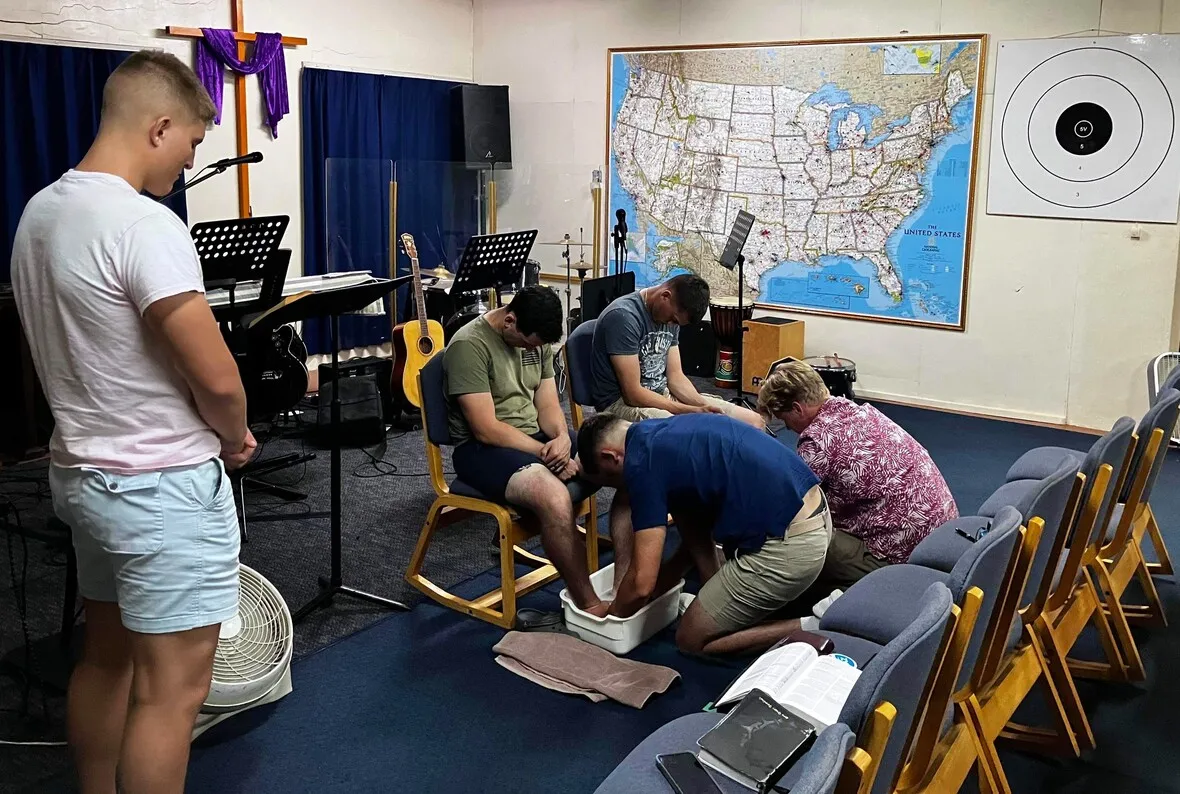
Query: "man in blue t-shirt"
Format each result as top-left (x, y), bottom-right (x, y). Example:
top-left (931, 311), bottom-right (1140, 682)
top-left (577, 412), bottom-right (832, 656)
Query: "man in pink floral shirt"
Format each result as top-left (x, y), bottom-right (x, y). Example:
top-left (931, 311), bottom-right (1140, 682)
top-left (757, 361), bottom-right (958, 587)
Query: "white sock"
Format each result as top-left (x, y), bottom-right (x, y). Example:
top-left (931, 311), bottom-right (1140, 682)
top-left (800, 616), bottom-right (820, 631)
top-left (812, 589), bottom-right (843, 619)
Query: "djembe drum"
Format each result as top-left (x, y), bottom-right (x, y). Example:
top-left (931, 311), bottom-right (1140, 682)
top-left (709, 296), bottom-right (753, 388)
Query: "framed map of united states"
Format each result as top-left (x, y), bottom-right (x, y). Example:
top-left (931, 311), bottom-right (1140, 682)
top-left (607, 35), bottom-right (986, 331)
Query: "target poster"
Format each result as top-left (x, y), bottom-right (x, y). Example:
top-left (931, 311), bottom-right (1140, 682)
top-left (988, 35), bottom-right (1180, 223)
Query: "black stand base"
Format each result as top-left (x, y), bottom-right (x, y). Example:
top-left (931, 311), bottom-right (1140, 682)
top-left (292, 579), bottom-right (409, 622)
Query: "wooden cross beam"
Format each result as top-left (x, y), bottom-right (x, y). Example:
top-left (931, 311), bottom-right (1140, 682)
top-left (165, 0), bottom-right (306, 218)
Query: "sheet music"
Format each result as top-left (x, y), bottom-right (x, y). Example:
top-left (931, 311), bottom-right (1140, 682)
top-left (205, 270), bottom-right (386, 315)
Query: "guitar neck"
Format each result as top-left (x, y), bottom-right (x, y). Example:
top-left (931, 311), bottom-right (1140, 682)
top-left (410, 255), bottom-right (428, 332)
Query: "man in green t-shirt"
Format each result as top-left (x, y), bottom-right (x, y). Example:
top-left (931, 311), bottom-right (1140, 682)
top-left (444, 286), bottom-right (605, 616)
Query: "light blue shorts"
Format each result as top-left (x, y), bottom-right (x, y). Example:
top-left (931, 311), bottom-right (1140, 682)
top-left (50, 458), bottom-right (241, 634)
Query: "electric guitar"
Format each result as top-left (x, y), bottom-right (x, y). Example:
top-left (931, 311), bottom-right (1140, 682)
top-left (391, 233), bottom-right (445, 409)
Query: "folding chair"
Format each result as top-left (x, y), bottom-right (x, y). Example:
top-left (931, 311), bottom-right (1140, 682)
top-left (595, 582), bottom-right (957, 794)
top-left (823, 508), bottom-right (1023, 792)
top-left (404, 355), bottom-right (600, 629)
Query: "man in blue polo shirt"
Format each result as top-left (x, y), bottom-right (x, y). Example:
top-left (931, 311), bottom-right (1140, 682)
top-left (577, 412), bottom-right (832, 656)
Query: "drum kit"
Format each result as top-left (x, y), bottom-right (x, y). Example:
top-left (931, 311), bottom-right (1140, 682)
top-left (541, 230), bottom-right (592, 334)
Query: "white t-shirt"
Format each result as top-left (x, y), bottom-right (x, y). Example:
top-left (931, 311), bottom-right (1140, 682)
top-left (11, 170), bottom-right (221, 472)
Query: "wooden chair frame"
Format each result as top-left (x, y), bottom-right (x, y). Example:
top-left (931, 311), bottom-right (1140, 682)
top-left (899, 521), bottom-right (1061, 794)
top-left (1083, 428), bottom-right (1168, 680)
top-left (404, 370), bottom-right (600, 630)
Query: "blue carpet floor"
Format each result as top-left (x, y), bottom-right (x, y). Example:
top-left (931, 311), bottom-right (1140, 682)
top-left (186, 404), bottom-right (1180, 794)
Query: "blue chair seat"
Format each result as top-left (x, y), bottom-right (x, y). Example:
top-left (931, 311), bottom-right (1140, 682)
top-left (447, 477), bottom-right (598, 504)
top-left (1006, 447), bottom-right (1084, 482)
top-left (907, 516), bottom-right (994, 573)
top-left (593, 712), bottom-right (855, 794)
top-left (820, 565), bottom-right (950, 647)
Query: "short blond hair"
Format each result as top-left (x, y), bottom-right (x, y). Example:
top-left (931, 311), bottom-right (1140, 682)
top-left (756, 360), bottom-right (829, 417)
top-left (102, 49), bottom-right (216, 127)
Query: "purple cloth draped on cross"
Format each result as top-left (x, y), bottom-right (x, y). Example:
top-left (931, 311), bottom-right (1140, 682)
top-left (195, 28), bottom-right (289, 137)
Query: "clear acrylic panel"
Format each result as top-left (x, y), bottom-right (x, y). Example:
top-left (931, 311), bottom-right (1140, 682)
top-left (392, 160), bottom-right (484, 278)
top-left (490, 163), bottom-right (604, 279)
top-left (324, 157), bottom-right (394, 278)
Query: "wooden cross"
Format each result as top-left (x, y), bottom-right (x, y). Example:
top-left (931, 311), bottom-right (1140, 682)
top-left (165, 0), bottom-right (306, 218)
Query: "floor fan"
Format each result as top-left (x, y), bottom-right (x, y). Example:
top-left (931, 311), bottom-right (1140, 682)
top-left (193, 564), bottom-right (294, 739)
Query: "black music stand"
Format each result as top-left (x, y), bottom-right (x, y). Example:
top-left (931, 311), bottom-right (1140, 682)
top-left (247, 276), bottom-right (414, 621)
top-left (194, 215), bottom-right (290, 303)
top-left (451, 229), bottom-right (539, 297)
top-left (194, 216), bottom-right (313, 506)
top-left (718, 209), bottom-right (757, 408)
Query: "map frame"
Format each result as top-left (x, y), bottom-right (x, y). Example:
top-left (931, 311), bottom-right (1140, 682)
top-left (605, 33), bottom-right (988, 332)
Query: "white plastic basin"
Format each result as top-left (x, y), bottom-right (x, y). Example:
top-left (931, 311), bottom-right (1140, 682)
top-left (559, 563), bottom-right (685, 655)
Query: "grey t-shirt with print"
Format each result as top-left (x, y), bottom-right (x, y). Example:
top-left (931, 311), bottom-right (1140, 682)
top-left (590, 291), bottom-right (679, 410)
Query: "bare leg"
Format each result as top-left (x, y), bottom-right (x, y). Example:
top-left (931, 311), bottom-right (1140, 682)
top-left (69, 600), bottom-right (132, 794)
top-left (609, 490), bottom-right (634, 592)
top-left (729, 404), bottom-right (767, 430)
top-left (676, 600), bottom-right (804, 656)
top-left (506, 463), bottom-right (599, 610)
top-left (120, 624), bottom-right (220, 794)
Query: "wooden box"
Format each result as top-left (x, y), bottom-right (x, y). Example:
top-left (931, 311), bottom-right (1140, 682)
top-left (743, 317), bottom-right (805, 393)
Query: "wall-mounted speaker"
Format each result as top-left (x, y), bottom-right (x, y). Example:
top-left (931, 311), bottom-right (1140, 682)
top-left (450, 84), bottom-right (512, 168)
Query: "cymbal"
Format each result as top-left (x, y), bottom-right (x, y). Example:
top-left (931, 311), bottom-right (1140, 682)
top-left (540, 239), bottom-right (593, 247)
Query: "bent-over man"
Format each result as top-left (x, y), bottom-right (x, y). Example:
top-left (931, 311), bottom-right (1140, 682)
top-left (758, 360), bottom-right (958, 588)
top-left (577, 412), bottom-right (831, 655)
top-left (590, 275), bottom-right (764, 429)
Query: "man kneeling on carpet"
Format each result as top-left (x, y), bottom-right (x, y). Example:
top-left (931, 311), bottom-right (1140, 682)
top-left (590, 274), bottom-right (764, 429)
top-left (444, 285), bottom-right (606, 617)
top-left (757, 361), bottom-right (958, 589)
top-left (577, 412), bottom-right (832, 655)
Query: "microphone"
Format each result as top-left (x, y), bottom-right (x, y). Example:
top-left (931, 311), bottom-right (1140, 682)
top-left (209, 151), bottom-right (264, 169)
top-left (615, 208), bottom-right (627, 237)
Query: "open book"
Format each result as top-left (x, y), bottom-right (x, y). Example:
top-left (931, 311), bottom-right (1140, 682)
top-left (714, 642), bottom-right (860, 730)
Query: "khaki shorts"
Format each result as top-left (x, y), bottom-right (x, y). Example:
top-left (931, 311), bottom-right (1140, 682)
top-left (601, 389), bottom-right (740, 422)
top-left (697, 485), bottom-right (833, 632)
top-left (818, 529), bottom-right (890, 589)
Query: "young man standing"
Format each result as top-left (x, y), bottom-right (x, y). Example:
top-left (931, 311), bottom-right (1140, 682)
top-left (589, 275), bottom-right (764, 429)
top-left (577, 412), bottom-right (832, 656)
top-left (757, 361), bottom-right (958, 587)
top-left (11, 52), bottom-right (254, 794)
top-left (444, 286), bottom-right (604, 616)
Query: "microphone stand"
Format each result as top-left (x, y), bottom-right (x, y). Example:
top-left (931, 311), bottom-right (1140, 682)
top-left (159, 164), bottom-right (228, 202)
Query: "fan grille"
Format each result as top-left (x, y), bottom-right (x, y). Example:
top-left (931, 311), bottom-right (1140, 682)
top-left (212, 569), bottom-right (291, 683)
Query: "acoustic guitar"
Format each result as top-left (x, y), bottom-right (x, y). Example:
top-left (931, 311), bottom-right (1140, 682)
top-left (391, 233), bottom-right (445, 409)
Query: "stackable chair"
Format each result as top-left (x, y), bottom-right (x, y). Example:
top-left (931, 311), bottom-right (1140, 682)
top-left (819, 507), bottom-right (1023, 792)
top-left (562, 319), bottom-right (597, 431)
top-left (594, 582), bottom-right (956, 794)
top-left (404, 355), bottom-right (600, 629)
top-left (1008, 388), bottom-right (1178, 581)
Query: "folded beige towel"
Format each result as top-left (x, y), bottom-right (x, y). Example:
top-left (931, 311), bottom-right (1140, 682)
top-left (493, 631), bottom-right (680, 709)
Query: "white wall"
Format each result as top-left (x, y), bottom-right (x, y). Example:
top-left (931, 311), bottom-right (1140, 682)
top-left (474, 0), bottom-right (1180, 430)
top-left (1, 0), bottom-right (475, 279)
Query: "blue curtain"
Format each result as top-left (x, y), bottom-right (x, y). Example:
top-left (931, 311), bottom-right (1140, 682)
top-left (0, 40), bottom-right (187, 282)
top-left (301, 67), bottom-right (475, 354)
